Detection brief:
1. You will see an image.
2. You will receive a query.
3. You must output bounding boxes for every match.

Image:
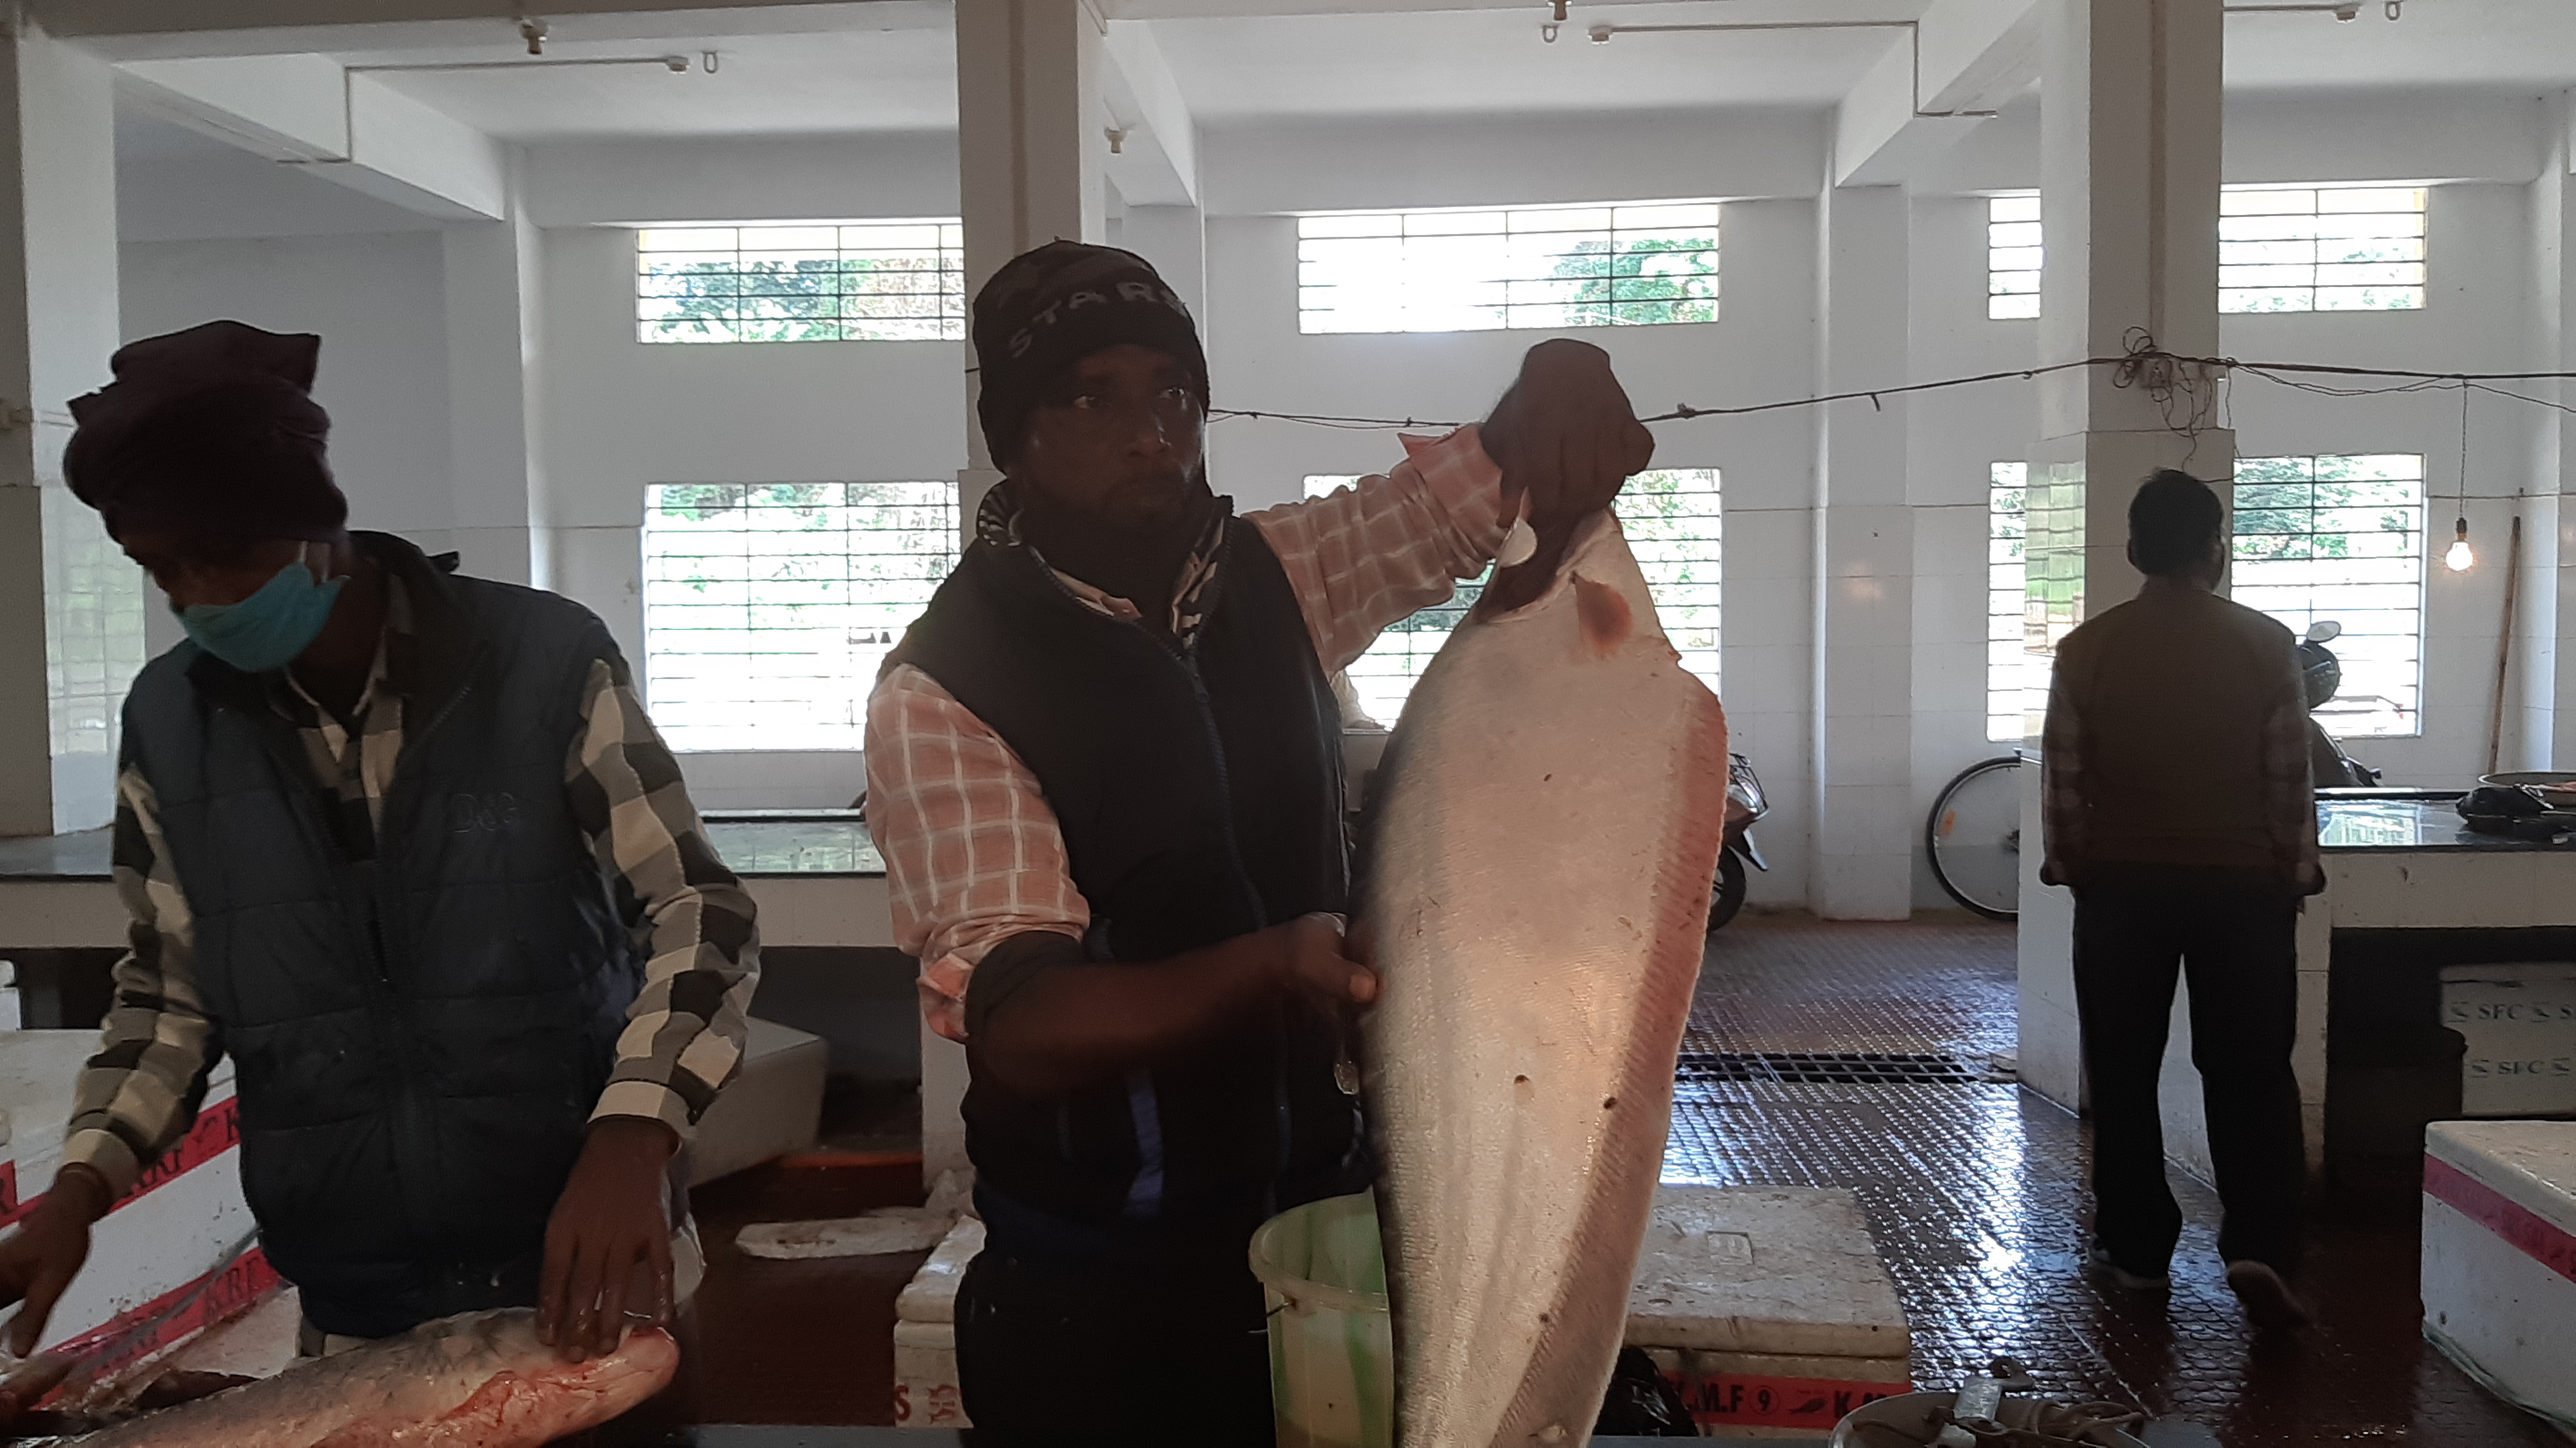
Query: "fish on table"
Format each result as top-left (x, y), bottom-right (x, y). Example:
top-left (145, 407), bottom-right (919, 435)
top-left (1363, 508), bottom-right (1728, 1448)
top-left (65, 1308), bottom-right (674, 1447)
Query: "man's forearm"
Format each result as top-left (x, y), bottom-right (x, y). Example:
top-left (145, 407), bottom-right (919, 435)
top-left (970, 930), bottom-right (1286, 1096)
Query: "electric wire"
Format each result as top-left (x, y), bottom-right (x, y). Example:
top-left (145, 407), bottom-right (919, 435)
top-left (1209, 335), bottom-right (2576, 438)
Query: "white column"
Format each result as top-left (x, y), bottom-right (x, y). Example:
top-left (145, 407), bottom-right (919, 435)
top-left (0, 24), bottom-right (142, 837)
top-left (926, 0), bottom-right (1111, 1182)
top-left (1808, 183), bottom-right (1915, 920)
top-left (2017, 0), bottom-right (2233, 1113)
top-left (442, 151), bottom-right (546, 586)
top-left (2538, 92), bottom-right (2575, 766)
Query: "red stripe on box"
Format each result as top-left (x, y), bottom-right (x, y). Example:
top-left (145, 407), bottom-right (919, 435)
top-left (47, 1249), bottom-right (282, 1392)
top-left (2425, 1153), bottom-right (2576, 1287)
top-left (1677, 1370), bottom-right (1907, 1429)
top-left (0, 1098), bottom-right (238, 1231)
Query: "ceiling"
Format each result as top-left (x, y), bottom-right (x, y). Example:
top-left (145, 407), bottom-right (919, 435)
top-left (95, 0), bottom-right (2576, 153)
top-left (332, 23), bottom-right (956, 140)
top-left (2222, 0), bottom-right (2576, 90)
top-left (1155, 4), bottom-right (1912, 120)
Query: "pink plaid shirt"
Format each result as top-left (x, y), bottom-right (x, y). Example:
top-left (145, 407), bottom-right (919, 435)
top-left (865, 426), bottom-right (1509, 1041)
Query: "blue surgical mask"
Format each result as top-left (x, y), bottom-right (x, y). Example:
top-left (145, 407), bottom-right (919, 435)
top-left (175, 551), bottom-right (345, 674)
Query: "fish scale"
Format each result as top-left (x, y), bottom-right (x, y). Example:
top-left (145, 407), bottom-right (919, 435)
top-left (1363, 509), bottom-right (1729, 1448)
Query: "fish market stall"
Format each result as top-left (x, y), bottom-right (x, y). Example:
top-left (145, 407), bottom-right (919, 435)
top-left (0, 810), bottom-right (948, 1182)
top-left (0, 1031), bottom-right (266, 1367)
top-left (2023, 791), bottom-right (2576, 1193)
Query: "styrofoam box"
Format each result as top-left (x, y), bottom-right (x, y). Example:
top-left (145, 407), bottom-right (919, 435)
top-left (0, 1030), bottom-right (255, 1354)
top-left (2440, 964), bottom-right (2576, 1116)
top-left (2421, 1120), bottom-right (2576, 1434)
top-left (1626, 1186), bottom-right (1912, 1441)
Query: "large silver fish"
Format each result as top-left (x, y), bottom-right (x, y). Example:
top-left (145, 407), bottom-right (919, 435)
top-left (1363, 510), bottom-right (1728, 1448)
top-left (76, 1309), bottom-right (676, 1447)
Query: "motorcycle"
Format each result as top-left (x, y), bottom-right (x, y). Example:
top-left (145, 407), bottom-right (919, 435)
top-left (1708, 753), bottom-right (1770, 932)
top-left (2298, 621), bottom-right (2380, 788)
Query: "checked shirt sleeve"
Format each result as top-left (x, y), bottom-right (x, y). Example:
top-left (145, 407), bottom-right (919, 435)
top-left (865, 664), bottom-right (1089, 1044)
top-left (1248, 424), bottom-right (1513, 674)
top-left (567, 654), bottom-right (761, 1138)
top-left (61, 765), bottom-right (223, 1198)
top-left (2038, 653), bottom-right (2090, 888)
top-left (2260, 639), bottom-right (2325, 893)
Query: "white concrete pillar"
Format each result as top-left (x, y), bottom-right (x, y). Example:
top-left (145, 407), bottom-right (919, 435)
top-left (1118, 203), bottom-right (1206, 326)
top-left (0, 24), bottom-right (142, 837)
top-left (441, 152), bottom-right (546, 586)
top-left (2017, 0), bottom-right (2233, 1113)
top-left (1808, 183), bottom-right (1915, 920)
top-left (2537, 92), bottom-right (2576, 767)
top-left (927, 0), bottom-right (1111, 1182)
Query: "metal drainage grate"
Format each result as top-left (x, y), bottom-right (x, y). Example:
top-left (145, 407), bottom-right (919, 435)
top-left (1675, 1051), bottom-right (1979, 1086)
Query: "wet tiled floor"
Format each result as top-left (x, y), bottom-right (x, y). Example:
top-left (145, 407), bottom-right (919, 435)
top-left (1683, 914), bottom-right (2559, 1446)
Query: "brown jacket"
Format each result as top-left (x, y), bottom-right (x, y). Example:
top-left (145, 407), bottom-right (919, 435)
top-left (2040, 578), bottom-right (2321, 890)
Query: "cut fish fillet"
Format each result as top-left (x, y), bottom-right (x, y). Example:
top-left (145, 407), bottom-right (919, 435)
top-left (1363, 509), bottom-right (1729, 1448)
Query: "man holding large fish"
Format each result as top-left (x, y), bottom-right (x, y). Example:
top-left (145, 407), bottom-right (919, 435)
top-left (864, 240), bottom-right (1662, 1441)
top-left (0, 322), bottom-right (758, 1375)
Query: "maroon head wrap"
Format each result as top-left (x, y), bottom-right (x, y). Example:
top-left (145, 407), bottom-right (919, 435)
top-left (64, 320), bottom-right (347, 543)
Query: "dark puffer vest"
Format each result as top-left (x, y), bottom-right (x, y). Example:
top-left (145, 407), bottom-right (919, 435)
top-left (118, 533), bottom-right (641, 1337)
top-left (897, 512), bottom-right (1369, 1258)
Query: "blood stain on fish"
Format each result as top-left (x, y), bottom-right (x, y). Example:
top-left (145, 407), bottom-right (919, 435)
top-left (1574, 575), bottom-right (1631, 653)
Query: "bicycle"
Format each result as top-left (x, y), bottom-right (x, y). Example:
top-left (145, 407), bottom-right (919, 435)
top-left (1927, 754), bottom-right (2023, 921)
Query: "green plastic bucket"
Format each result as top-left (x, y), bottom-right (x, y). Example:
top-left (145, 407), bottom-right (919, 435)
top-left (1249, 1192), bottom-right (1394, 1448)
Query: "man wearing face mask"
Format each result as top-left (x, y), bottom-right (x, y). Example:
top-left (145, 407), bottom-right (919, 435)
top-left (864, 242), bottom-right (1654, 1439)
top-left (0, 321), bottom-right (758, 1368)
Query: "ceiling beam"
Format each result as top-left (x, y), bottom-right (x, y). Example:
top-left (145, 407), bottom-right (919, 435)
top-left (1100, 19), bottom-right (1195, 208)
top-left (1833, 0), bottom-right (2039, 187)
top-left (119, 55), bottom-right (506, 219)
top-left (35, 1), bottom-right (935, 60)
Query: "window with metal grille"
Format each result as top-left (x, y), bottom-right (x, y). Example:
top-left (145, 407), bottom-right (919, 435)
top-left (1988, 462), bottom-right (2032, 741)
top-left (2221, 186), bottom-right (2425, 314)
top-left (1307, 469), bottom-right (1720, 724)
top-left (2232, 453), bottom-right (2425, 737)
top-left (1297, 201), bottom-right (1719, 335)
top-left (1987, 195), bottom-right (2041, 320)
top-left (636, 221), bottom-right (965, 343)
top-left (642, 482), bottom-right (958, 750)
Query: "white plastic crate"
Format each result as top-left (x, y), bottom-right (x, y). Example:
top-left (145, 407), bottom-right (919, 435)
top-left (1626, 1186), bottom-right (1912, 1440)
top-left (2421, 1120), bottom-right (2576, 1435)
top-left (2439, 964), bottom-right (2576, 1116)
top-left (891, 1216), bottom-right (981, 1429)
top-left (0, 1031), bottom-right (269, 1368)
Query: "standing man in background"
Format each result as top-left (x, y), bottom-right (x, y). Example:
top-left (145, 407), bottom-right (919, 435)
top-left (2039, 468), bottom-right (2321, 1332)
top-left (0, 321), bottom-right (757, 1364)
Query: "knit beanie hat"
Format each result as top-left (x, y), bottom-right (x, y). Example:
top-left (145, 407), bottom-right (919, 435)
top-left (971, 241), bottom-right (1209, 466)
top-left (64, 319), bottom-right (346, 543)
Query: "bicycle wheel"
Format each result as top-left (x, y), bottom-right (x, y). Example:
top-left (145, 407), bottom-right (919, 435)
top-left (1927, 756), bottom-right (2022, 921)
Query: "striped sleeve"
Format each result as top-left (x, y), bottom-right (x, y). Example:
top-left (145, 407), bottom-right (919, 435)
top-left (61, 765), bottom-right (222, 1198)
top-left (2260, 637), bottom-right (2325, 892)
top-left (1247, 424), bottom-right (1513, 674)
top-left (864, 664), bottom-right (1088, 1043)
top-left (565, 654), bottom-right (762, 1138)
top-left (2038, 653), bottom-right (2089, 886)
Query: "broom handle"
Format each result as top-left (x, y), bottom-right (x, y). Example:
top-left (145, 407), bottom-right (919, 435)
top-left (2487, 514), bottom-right (2523, 776)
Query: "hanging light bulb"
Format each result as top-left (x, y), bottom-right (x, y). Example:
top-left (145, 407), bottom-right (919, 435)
top-left (2445, 516), bottom-right (2474, 572)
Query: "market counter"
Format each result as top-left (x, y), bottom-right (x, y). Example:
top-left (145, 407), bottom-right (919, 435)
top-left (2023, 789), bottom-right (2576, 1190)
top-left (0, 809), bottom-right (893, 954)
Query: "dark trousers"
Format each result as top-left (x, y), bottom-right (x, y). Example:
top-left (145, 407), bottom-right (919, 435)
top-left (955, 1246), bottom-right (1276, 1445)
top-left (2073, 876), bottom-right (2305, 1276)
